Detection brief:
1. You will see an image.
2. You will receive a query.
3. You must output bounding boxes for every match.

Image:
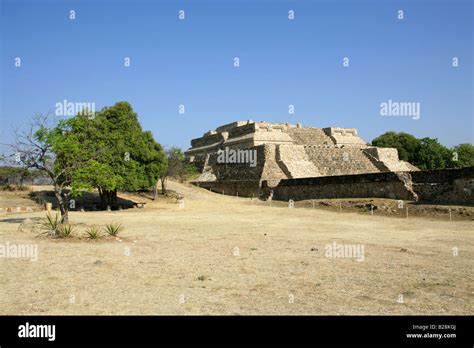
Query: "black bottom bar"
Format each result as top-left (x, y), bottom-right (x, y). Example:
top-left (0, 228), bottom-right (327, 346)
top-left (0, 315), bottom-right (473, 346)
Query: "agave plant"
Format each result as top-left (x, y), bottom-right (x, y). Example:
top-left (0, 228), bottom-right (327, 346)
top-left (42, 211), bottom-right (61, 237)
top-left (104, 222), bottom-right (123, 236)
top-left (59, 224), bottom-right (75, 238)
top-left (85, 226), bottom-right (101, 240)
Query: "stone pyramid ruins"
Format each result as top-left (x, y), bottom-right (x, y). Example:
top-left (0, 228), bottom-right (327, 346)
top-left (185, 120), bottom-right (418, 186)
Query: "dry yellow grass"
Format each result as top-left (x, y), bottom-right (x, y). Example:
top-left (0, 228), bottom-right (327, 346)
top-left (0, 181), bottom-right (472, 315)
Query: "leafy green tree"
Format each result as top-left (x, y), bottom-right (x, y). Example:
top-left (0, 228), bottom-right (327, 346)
top-left (371, 131), bottom-right (468, 170)
top-left (4, 113), bottom-right (93, 223)
top-left (183, 162), bottom-right (199, 179)
top-left (159, 147), bottom-right (184, 195)
top-left (68, 102), bottom-right (167, 208)
top-left (450, 143), bottom-right (474, 168)
top-left (5, 102), bottom-right (167, 220)
top-left (413, 137), bottom-right (452, 169)
top-left (372, 131), bottom-right (420, 164)
top-left (158, 147), bottom-right (199, 195)
top-left (71, 160), bottom-right (123, 198)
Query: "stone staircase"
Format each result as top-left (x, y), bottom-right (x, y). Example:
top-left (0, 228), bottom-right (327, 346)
top-left (276, 145), bottom-right (321, 178)
top-left (286, 128), bottom-right (335, 145)
top-left (304, 146), bottom-right (380, 176)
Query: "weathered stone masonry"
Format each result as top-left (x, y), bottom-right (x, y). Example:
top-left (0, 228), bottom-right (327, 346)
top-left (264, 167), bottom-right (474, 205)
top-left (185, 120), bottom-right (417, 184)
top-left (195, 168), bottom-right (474, 205)
top-left (185, 121), bottom-right (473, 205)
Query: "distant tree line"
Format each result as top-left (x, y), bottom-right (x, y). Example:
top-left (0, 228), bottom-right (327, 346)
top-left (372, 131), bottom-right (474, 170)
top-left (0, 166), bottom-right (45, 185)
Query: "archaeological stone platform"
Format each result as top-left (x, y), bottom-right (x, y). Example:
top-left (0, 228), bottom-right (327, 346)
top-left (185, 120), bottom-right (418, 185)
top-left (186, 121), bottom-right (473, 205)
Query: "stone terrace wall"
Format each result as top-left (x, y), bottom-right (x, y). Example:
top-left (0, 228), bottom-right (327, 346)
top-left (190, 132), bottom-right (223, 148)
top-left (253, 128), bottom-right (294, 145)
top-left (323, 127), bottom-right (367, 147)
top-left (261, 167), bottom-right (474, 205)
top-left (364, 147), bottom-right (417, 172)
top-left (206, 145), bottom-right (266, 182)
top-left (410, 167), bottom-right (474, 205)
top-left (228, 123), bottom-right (257, 138)
top-left (196, 180), bottom-right (261, 197)
top-left (286, 128), bottom-right (334, 145)
top-left (263, 172), bottom-right (417, 201)
top-left (215, 121), bottom-right (250, 133)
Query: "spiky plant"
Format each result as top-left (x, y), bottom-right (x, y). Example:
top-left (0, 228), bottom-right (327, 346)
top-left (104, 222), bottom-right (123, 236)
top-left (59, 224), bottom-right (75, 238)
top-left (85, 226), bottom-right (101, 240)
top-left (42, 211), bottom-right (61, 237)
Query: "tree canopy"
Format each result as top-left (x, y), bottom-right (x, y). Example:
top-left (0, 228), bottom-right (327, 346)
top-left (372, 131), bottom-right (419, 164)
top-left (451, 143), bottom-right (474, 168)
top-left (372, 131), bottom-right (472, 170)
top-left (67, 102), bottom-right (167, 208)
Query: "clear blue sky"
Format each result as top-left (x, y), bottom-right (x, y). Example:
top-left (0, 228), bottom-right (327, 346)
top-left (1, 0), bottom-right (472, 150)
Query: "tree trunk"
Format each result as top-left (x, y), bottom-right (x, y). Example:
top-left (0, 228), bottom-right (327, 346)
top-left (101, 189), bottom-right (118, 210)
top-left (112, 189), bottom-right (117, 207)
top-left (160, 177), bottom-right (167, 195)
top-left (98, 187), bottom-right (104, 209)
top-left (103, 190), bottom-right (110, 210)
top-left (53, 186), bottom-right (69, 224)
top-left (60, 205), bottom-right (69, 225)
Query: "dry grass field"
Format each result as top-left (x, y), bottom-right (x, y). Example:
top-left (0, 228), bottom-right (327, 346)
top-left (0, 182), bottom-right (473, 315)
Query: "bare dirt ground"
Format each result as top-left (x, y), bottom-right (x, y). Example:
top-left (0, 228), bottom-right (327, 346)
top-left (0, 181), bottom-right (473, 315)
top-left (0, 188), bottom-right (40, 210)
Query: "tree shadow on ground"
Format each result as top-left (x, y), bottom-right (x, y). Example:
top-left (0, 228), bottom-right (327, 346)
top-left (0, 217), bottom-right (43, 224)
top-left (28, 190), bottom-right (137, 211)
